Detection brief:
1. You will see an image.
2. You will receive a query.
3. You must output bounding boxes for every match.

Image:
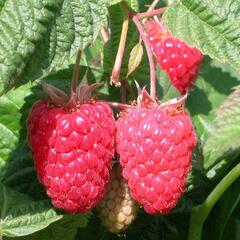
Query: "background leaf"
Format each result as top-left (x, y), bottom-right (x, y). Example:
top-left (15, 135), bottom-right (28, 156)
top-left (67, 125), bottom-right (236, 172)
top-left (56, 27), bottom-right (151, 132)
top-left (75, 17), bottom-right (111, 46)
top-left (6, 213), bottom-right (92, 240)
top-left (0, 0), bottom-right (108, 92)
top-left (107, 0), bottom-right (139, 11)
top-left (203, 86), bottom-right (240, 168)
top-left (127, 42), bottom-right (144, 77)
top-left (203, 178), bottom-right (240, 240)
top-left (163, 0), bottom-right (240, 73)
top-left (0, 184), bottom-right (62, 237)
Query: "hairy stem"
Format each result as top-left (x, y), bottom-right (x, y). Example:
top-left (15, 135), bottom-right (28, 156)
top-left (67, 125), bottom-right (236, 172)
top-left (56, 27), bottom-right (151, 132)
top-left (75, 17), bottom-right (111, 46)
top-left (111, 6), bottom-right (129, 87)
top-left (71, 50), bottom-right (82, 92)
top-left (131, 14), bottom-right (156, 98)
top-left (188, 163), bottom-right (240, 240)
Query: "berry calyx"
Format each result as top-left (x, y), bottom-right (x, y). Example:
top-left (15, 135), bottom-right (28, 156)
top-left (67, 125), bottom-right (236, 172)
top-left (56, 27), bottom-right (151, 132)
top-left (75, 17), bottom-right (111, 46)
top-left (98, 165), bottom-right (138, 233)
top-left (146, 19), bottom-right (203, 94)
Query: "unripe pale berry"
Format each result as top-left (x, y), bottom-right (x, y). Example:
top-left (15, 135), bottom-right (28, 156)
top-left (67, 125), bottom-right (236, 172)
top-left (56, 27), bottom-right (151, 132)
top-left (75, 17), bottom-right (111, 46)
top-left (98, 165), bottom-right (138, 233)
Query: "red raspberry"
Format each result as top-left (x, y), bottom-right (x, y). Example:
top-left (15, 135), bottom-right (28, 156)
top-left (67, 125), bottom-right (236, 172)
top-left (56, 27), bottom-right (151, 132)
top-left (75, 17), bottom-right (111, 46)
top-left (27, 97), bottom-right (115, 213)
top-left (116, 92), bottom-right (197, 214)
top-left (146, 20), bottom-right (203, 94)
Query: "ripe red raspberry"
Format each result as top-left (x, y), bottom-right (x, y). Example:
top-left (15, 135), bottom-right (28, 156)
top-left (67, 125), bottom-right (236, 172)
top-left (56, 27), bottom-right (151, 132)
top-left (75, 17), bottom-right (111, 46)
top-left (98, 165), bottom-right (138, 233)
top-left (27, 83), bottom-right (115, 213)
top-left (116, 91), bottom-right (197, 214)
top-left (146, 20), bottom-right (203, 94)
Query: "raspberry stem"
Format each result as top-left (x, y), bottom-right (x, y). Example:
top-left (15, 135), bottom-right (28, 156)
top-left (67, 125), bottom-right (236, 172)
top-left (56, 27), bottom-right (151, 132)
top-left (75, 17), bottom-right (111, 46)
top-left (131, 14), bottom-right (156, 99)
top-left (111, 6), bottom-right (129, 87)
top-left (137, 8), bottom-right (166, 19)
top-left (100, 26), bottom-right (109, 43)
top-left (121, 80), bottom-right (127, 103)
top-left (71, 49), bottom-right (82, 93)
top-left (188, 163), bottom-right (240, 240)
top-left (104, 101), bottom-right (134, 110)
top-left (147, 0), bottom-right (161, 11)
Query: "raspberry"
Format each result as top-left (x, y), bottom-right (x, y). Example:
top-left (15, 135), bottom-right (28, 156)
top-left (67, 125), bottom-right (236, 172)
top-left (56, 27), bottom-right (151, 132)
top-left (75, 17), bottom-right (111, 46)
top-left (27, 99), bottom-right (115, 213)
top-left (146, 20), bottom-right (203, 94)
top-left (116, 92), bottom-right (197, 214)
top-left (98, 165), bottom-right (138, 233)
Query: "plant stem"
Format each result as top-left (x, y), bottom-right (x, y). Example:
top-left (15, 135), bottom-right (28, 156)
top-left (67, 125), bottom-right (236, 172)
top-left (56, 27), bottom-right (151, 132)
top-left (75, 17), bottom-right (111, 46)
top-left (104, 101), bottom-right (134, 110)
top-left (131, 14), bottom-right (156, 98)
top-left (111, 6), bottom-right (129, 87)
top-left (71, 49), bottom-right (82, 92)
top-left (148, 0), bottom-right (161, 11)
top-left (121, 80), bottom-right (127, 103)
top-left (138, 8), bottom-right (166, 19)
top-left (188, 163), bottom-right (240, 240)
top-left (100, 26), bottom-right (109, 43)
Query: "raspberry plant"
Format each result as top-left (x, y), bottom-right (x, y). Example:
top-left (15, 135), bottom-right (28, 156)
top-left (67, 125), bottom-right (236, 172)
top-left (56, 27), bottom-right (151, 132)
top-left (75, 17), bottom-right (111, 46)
top-left (0, 1), bottom-right (240, 240)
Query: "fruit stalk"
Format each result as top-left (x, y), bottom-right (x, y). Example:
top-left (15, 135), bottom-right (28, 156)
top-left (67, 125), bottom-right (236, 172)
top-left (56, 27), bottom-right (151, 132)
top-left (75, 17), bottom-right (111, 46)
top-left (71, 49), bottom-right (82, 92)
top-left (131, 14), bottom-right (156, 99)
top-left (121, 80), bottom-right (127, 103)
top-left (188, 163), bottom-right (240, 240)
top-left (111, 6), bottom-right (129, 87)
top-left (147, 0), bottom-right (161, 11)
top-left (138, 8), bottom-right (166, 19)
top-left (100, 27), bottom-right (109, 43)
top-left (105, 101), bottom-right (134, 110)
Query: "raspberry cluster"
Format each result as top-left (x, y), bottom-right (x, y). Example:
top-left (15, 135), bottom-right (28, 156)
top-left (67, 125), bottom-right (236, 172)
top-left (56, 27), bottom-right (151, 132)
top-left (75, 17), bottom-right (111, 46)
top-left (27, 16), bottom-right (199, 234)
top-left (98, 165), bottom-right (138, 233)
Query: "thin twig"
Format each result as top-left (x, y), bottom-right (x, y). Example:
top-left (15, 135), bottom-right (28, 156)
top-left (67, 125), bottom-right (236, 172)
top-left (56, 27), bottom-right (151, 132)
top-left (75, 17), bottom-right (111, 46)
top-left (138, 8), bottom-right (166, 19)
top-left (126, 81), bottom-right (136, 100)
top-left (148, 0), bottom-right (161, 12)
top-left (71, 50), bottom-right (82, 92)
top-left (121, 80), bottom-right (127, 103)
top-left (111, 6), bottom-right (129, 87)
top-left (100, 27), bottom-right (110, 43)
top-left (103, 101), bottom-right (134, 110)
top-left (131, 14), bottom-right (156, 98)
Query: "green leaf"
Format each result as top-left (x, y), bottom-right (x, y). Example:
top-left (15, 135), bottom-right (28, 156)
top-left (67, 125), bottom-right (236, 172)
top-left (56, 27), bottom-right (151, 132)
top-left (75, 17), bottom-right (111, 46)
top-left (212, 60), bottom-right (240, 82)
top-left (214, 179), bottom-right (240, 240)
top-left (222, 212), bottom-right (240, 240)
top-left (0, 184), bottom-right (62, 237)
top-left (163, 0), bottom-right (240, 73)
top-left (203, 181), bottom-right (240, 240)
top-left (203, 86), bottom-right (240, 168)
top-left (0, 82), bottom-right (42, 182)
top-left (10, 214), bottom-right (92, 240)
top-left (156, 66), bottom-right (179, 101)
top-left (186, 58), bottom-right (239, 143)
top-left (107, 0), bottom-right (139, 11)
top-left (0, 0), bottom-right (108, 92)
top-left (127, 42), bottom-right (144, 77)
